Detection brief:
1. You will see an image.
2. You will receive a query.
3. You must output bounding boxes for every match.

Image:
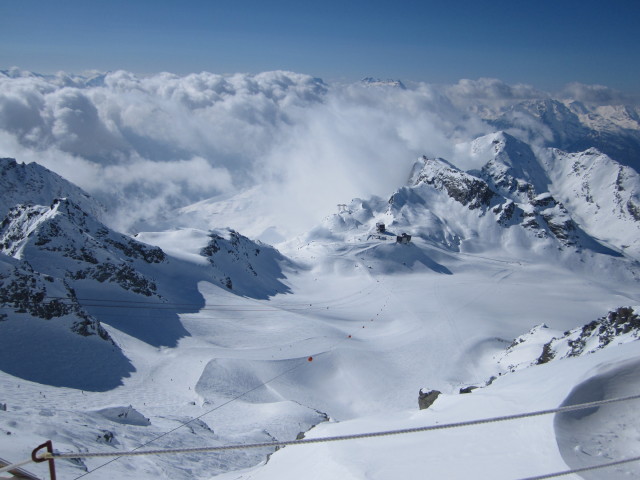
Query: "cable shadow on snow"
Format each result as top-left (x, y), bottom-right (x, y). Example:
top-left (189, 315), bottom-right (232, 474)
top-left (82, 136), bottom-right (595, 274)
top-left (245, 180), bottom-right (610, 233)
top-left (554, 357), bottom-right (640, 479)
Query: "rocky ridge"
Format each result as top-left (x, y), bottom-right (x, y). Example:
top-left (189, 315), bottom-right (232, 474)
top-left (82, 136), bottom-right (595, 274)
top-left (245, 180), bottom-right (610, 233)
top-left (0, 157), bottom-right (103, 220)
top-left (201, 228), bottom-right (294, 298)
top-left (0, 198), bottom-right (166, 297)
top-left (318, 131), bottom-right (633, 258)
top-left (494, 306), bottom-right (640, 375)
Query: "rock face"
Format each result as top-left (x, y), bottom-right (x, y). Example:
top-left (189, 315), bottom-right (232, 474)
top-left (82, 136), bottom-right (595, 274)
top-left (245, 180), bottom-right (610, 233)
top-left (537, 307), bottom-right (640, 364)
top-left (411, 156), bottom-right (496, 210)
top-left (0, 157), bottom-right (103, 220)
top-left (0, 253), bottom-right (135, 391)
top-left (418, 388), bottom-right (441, 410)
top-left (0, 198), bottom-right (166, 297)
top-left (0, 256), bottom-right (110, 341)
top-left (200, 228), bottom-right (294, 299)
top-left (494, 307), bottom-right (640, 375)
top-left (0, 161), bottom-right (183, 388)
top-left (0, 158), bottom-right (302, 390)
top-left (399, 143), bottom-right (622, 252)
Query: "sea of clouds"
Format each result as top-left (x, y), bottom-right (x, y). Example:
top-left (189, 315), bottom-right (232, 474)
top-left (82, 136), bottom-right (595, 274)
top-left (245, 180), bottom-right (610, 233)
top-left (0, 68), bottom-right (632, 237)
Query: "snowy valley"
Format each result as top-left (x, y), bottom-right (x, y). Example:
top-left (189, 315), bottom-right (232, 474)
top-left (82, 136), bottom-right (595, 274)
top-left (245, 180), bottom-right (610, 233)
top-left (0, 71), bottom-right (639, 480)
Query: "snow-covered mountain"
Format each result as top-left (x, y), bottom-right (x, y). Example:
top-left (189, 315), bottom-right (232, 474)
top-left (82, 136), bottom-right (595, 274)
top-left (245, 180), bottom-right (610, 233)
top-left (0, 160), bottom-right (297, 396)
top-left (306, 131), bottom-right (638, 275)
top-left (1, 76), bottom-right (640, 480)
top-left (485, 99), bottom-right (640, 171)
top-left (360, 77), bottom-right (407, 89)
top-left (0, 157), bottom-right (103, 220)
top-left (495, 306), bottom-right (640, 374)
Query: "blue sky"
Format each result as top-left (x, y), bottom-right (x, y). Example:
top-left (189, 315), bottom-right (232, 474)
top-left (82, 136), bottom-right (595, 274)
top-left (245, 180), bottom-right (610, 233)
top-left (1, 0), bottom-right (639, 93)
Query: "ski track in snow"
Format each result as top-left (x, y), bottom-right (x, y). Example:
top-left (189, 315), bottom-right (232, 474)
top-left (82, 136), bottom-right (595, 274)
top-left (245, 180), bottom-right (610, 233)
top-left (2, 236), bottom-right (640, 479)
top-left (2, 111), bottom-right (640, 478)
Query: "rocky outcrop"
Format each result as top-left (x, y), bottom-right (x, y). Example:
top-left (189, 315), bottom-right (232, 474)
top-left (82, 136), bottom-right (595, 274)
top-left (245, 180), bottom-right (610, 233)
top-left (418, 388), bottom-right (441, 410)
top-left (0, 157), bottom-right (103, 220)
top-left (539, 307), bottom-right (640, 363)
top-left (0, 198), bottom-right (166, 297)
top-left (408, 151), bottom-right (600, 249)
top-left (200, 228), bottom-right (293, 299)
top-left (495, 307), bottom-right (640, 375)
top-left (0, 257), bottom-right (112, 342)
top-left (411, 156), bottom-right (496, 210)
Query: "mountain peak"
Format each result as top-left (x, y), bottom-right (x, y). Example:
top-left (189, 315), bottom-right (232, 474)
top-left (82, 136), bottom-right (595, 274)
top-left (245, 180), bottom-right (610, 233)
top-left (360, 77), bottom-right (406, 89)
top-left (0, 157), bottom-right (103, 221)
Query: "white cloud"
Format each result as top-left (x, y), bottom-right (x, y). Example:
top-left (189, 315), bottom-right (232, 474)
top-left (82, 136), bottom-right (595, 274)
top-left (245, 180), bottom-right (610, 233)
top-left (0, 70), bottom-right (331, 231)
top-left (560, 82), bottom-right (635, 106)
top-left (445, 78), bottom-right (547, 108)
top-left (254, 82), bottom-right (490, 232)
top-left (4, 69), bottom-right (621, 237)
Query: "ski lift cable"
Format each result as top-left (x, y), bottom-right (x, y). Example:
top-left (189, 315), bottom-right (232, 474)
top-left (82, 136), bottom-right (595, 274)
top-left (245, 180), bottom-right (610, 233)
top-left (68, 360), bottom-right (309, 479)
top-left (6, 299), bottom-right (349, 313)
top-left (67, 309), bottom-right (361, 478)
top-left (38, 282), bottom-right (382, 309)
top-left (30, 394), bottom-right (640, 470)
top-left (516, 455), bottom-right (640, 480)
top-left (0, 457), bottom-right (36, 475)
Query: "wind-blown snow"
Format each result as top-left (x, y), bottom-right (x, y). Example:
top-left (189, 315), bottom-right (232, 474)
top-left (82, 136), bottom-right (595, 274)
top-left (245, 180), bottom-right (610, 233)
top-left (3, 70), bottom-right (637, 239)
top-left (0, 69), bottom-right (485, 236)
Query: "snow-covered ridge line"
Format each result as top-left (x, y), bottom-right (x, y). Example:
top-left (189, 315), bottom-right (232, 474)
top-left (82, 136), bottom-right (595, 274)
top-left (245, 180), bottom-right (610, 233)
top-left (2, 70), bottom-right (639, 236)
top-left (496, 306), bottom-right (640, 375)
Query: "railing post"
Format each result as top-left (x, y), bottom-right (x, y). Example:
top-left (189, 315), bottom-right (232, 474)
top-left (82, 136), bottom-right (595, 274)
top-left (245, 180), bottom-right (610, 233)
top-left (31, 440), bottom-right (56, 480)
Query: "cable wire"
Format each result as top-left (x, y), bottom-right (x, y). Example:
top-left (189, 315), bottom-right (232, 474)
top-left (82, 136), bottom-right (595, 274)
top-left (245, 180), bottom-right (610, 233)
top-left (517, 455), bottom-right (640, 480)
top-left (48, 393), bottom-right (640, 460)
top-left (68, 360), bottom-right (307, 479)
top-left (0, 457), bottom-right (34, 474)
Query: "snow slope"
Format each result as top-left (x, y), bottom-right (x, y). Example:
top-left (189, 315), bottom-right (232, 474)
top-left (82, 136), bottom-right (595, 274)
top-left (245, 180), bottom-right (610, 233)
top-left (1, 123), bottom-right (640, 480)
top-left (2, 234), bottom-right (639, 479)
top-left (0, 157), bottom-right (103, 220)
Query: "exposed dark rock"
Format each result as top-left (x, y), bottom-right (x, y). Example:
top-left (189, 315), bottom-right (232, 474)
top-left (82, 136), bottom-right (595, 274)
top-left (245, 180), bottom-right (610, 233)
top-left (0, 261), bottom-right (113, 342)
top-left (542, 215), bottom-right (576, 242)
top-left (71, 263), bottom-right (158, 297)
top-left (200, 228), bottom-right (293, 299)
top-left (492, 200), bottom-right (520, 226)
top-left (561, 306), bottom-right (640, 356)
top-left (498, 308), bottom-right (640, 378)
top-left (99, 236), bottom-right (166, 264)
top-left (412, 157), bottom-right (496, 210)
top-left (459, 386), bottom-right (478, 394)
top-left (536, 343), bottom-right (556, 365)
top-left (201, 234), bottom-right (222, 256)
top-left (418, 388), bottom-right (441, 410)
top-left (628, 199), bottom-right (640, 221)
top-left (97, 430), bottom-right (115, 444)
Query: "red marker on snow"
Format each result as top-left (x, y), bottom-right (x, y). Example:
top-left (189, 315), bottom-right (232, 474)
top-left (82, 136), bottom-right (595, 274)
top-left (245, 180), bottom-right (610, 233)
top-left (307, 356), bottom-right (313, 362)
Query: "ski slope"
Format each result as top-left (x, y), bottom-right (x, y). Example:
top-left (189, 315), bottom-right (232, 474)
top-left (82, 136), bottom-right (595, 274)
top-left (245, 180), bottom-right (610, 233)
top-left (1, 230), bottom-right (639, 479)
